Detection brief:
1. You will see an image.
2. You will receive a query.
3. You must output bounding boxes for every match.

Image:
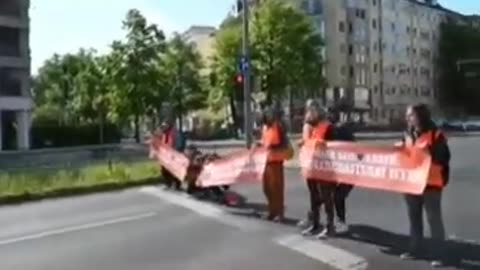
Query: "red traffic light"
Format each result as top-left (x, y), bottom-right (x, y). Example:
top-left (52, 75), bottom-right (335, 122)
top-left (235, 74), bottom-right (243, 84)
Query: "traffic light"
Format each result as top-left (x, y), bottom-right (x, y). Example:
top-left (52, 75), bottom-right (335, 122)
top-left (236, 0), bottom-right (243, 13)
top-left (235, 74), bottom-right (244, 84)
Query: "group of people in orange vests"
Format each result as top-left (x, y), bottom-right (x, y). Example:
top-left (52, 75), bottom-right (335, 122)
top-left (155, 100), bottom-right (451, 267)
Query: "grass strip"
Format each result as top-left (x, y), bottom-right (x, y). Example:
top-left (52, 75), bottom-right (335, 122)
top-left (0, 160), bottom-right (162, 205)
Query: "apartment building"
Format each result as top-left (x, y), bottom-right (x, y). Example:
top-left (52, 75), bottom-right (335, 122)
top-left (298, 0), bottom-right (461, 124)
top-left (0, 0), bottom-right (32, 151)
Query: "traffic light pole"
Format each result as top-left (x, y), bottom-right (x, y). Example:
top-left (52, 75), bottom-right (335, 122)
top-left (242, 0), bottom-right (253, 148)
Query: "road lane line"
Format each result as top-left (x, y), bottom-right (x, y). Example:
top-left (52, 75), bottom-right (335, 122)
top-left (140, 186), bottom-right (369, 269)
top-left (139, 186), bottom-right (263, 232)
top-left (0, 212), bottom-right (157, 246)
top-left (275, 234), bottom-right (368, 270)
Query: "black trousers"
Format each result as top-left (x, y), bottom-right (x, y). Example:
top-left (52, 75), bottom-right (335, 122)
top-left (162, 167), bottom-right (181, 190)
top-left (335, 184), bottom-right (354, 222)
top-left (307, 179), bottom-right (335, 230)
top-left (404, 189), bottom-right (445, 258)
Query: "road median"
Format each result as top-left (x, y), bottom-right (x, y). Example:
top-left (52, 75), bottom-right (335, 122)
top-left (0, 160), bottom-right (162, 205)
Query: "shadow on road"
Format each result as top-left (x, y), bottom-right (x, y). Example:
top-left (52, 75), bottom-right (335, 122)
top-left (226, 200), bottom-right (300, 226)
top-left (347, 225), bottom-right (480, 270)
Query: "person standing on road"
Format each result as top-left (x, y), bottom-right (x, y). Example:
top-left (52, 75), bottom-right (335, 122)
top-left (400, 103), bottom-right (451, 267)
top-left (259, 103), bottom-right (288, 222)
top-left (299, 100), bottom-right (337, 239)
top-left (297, 99), bottom-right (318, 229)
top-left (329, 107), bottom-right (355, 234)
top-left (160, 116), bottom-right (186, 191)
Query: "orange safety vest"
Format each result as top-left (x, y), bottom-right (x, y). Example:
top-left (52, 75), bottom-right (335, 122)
top-left (404, 129), bottom-right (445, 188)
top-left (262, 122), bottom-right (290, 162)
top-left (309, 121), bottom-right (332, 141)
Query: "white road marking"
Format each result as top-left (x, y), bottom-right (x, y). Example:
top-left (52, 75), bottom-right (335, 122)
top-left (0, 212), bottom-right (157, 246)
top-left (140, 186), bottom-right (369, 270)
top-left (275, 234), bottom-right (368, 270)
top-left (139, 186), bottom-right (263, 232)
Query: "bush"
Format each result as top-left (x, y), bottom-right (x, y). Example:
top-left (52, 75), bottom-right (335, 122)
top-left (31, 123), bottom-right (122, 148)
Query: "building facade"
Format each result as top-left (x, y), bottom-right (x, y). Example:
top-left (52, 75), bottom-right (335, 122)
top-left (299, 0), bottom-right (460, 124)
top-left (0, 0), bottom-right (32, 150)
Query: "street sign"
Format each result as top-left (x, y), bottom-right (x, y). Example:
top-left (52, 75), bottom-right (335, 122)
top-left (240, 56), bottom-right (249, 72)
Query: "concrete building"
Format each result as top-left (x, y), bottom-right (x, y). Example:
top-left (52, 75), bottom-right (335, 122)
top-left (297, 0), bottom-right (462, 124)
top-left (0, 0), bottom-right (32, 151)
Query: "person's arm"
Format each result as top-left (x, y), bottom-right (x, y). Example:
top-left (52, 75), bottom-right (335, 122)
top-left (429, 133), bottom-right (451, 185)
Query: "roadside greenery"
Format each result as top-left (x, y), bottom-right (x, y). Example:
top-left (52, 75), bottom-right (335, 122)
top-left (0, 160), bottom-right (161, 200)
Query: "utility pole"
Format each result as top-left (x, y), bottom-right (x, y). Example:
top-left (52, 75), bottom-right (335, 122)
top-left (241, 0), bottom-right (253, 148)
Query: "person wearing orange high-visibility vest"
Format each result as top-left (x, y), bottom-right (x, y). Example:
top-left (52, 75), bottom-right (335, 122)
top-left (299, 101), bottom-right (336, 239)
top-left (258, 104), bottom-right (288, 222)
top-left (399, 104), bottom-right (451, 267)
top-left (296, 99), bottom-right (317, 229)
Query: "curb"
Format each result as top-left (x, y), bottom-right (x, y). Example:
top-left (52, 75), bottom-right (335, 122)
top-left (0, 177), bottom-right (163, 206)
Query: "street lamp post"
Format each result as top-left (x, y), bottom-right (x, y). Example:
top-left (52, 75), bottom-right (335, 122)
top-left (241, 0), bottom-right (253, 148)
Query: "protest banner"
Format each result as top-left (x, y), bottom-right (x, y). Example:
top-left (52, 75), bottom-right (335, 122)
top-left (299, 140), bottom-right (432, 195)
top-left (196, 148), bottom-right (269, 187)
top-left (149, 138), bottom-right (189, 181)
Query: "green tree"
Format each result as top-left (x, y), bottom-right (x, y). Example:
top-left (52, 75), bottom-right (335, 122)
top-left (209, 21), bottom-right (243, 129)
top-left (162, 34), bottom-right (205, 131)
top-left (251, 0), bottom-right (326, 102)
top-left (33, 49), bottom-right (96, 124)
top-left (438, 20), bottom-right (480, 115)
top-left (109, 9), bottom-right (167, 142)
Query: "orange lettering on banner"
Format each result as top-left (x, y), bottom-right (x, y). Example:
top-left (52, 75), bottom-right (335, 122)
top-left (149, 137), bottom-right (189, 181)
top-left (197, 148), bottom-right (269, 187)
top-left (299, 140), bottom-right (432, 195)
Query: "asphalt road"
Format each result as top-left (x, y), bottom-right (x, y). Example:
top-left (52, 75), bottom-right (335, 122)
top-left (0, 136), bottom-right (479, 270)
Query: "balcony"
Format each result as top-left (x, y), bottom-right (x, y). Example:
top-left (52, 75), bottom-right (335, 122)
top-left (0, 96), bottom-right (32, 110)
top-left (0, 0), bottom-right (21, 18)
top-left (0, 15), bottom-right (27, 28)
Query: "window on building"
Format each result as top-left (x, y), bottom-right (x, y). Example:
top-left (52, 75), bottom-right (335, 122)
top-left (340, 66), bottom-right (347, 76)
top-left (406, 26), bottom-right (410, 33)
top-left (391, 22), bottom-right (396, 31)
top-left (373, 42), bottom-right (378, 52)
top-left (391, 87), bottom-right (396, 94)
top-left (360, 10), bottom-right (366, 19)
top-left (372, 19), bottom-right (377, 29)
top-left (348, 22), bottom-right (353, 33)
top-left (348, 44), bottom-right (353, 55)
top-left (349, 66), bottom-right (355, 77)
top-left (374, 85), bottom-right (378, 93)
top-left (414, 87), bottom-right (419, 96)
top-left (340, 43), bottom-right (346, 52)
top-left (373, 63), bottom-right (378, 73)
top-left (339, 21), bottom-right (345, 32)
top-left (391, 66), bottom-right (396, 73)
top-left (412, 48), bottom-right (417, 55)
top-left (373, 0), bottom-right (377, 6)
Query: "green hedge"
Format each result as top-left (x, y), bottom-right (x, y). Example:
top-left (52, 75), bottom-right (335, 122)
top-left (31, 123), bottom-right (122, 148)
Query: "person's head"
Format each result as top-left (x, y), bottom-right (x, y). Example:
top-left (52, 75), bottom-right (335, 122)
top-left (406, 103), bottom-right (433, 131)
top-left (305, 100), bottom-right (326, 124)
top-left (262, 103), bottom-right (281, 125)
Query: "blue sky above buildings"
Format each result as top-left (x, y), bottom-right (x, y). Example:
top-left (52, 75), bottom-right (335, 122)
top-left (30, 0), bottom-right (479, 72)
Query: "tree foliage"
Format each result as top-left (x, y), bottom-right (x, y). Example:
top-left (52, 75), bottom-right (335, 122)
top-left (33, 9), bottom-right (205, 142)
top-left (209, 0), bottom-right (326, 108)
top-left (437, 20), bottom-right (480, 115)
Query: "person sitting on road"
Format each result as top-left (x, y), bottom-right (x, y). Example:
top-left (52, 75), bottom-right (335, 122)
top-left (398, 103), bottom-right (451, 268)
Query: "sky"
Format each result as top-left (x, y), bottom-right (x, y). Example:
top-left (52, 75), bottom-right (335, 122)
top-left (30, 0), bottom-right (479, 73)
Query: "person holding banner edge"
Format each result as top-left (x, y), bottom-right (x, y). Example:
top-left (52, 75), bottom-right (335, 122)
top-left (298, 100), bottom-right (337, 239)
top-left (328, 107), bottom-right (356, 234)
top-left (257, 103), bottom-right (288, 222)
top-left (399, 103), bottom-right (451, 267)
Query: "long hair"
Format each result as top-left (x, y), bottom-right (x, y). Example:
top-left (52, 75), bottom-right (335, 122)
top-left (410, 103), bottom-right (435, 131)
